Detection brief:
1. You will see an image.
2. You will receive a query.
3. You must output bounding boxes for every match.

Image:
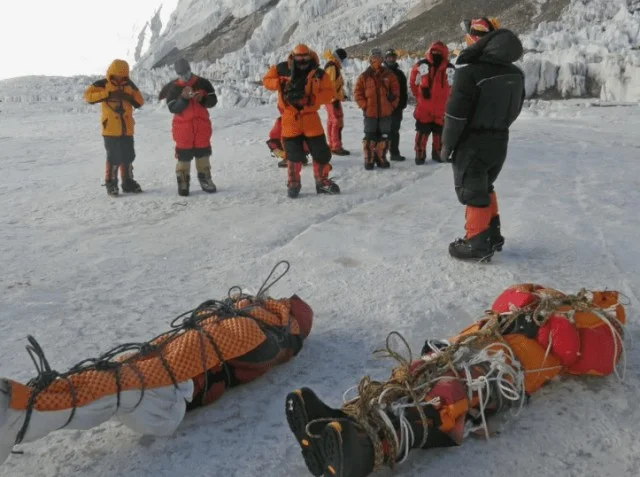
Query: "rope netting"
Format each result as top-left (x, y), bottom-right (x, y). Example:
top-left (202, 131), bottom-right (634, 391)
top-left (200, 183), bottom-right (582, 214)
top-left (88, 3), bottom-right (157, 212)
top-left (13, 260), bottom-right (292, 448)
top-left (338, 287), bottom-right (627, 471)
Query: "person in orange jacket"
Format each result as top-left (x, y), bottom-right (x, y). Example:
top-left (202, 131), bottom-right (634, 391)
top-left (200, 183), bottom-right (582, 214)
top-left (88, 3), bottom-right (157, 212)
top-left (354, 48), bottom-right (400, 170)
top-left (84, 59), bottom-right (144, 197)
top-left (263, 44), bottom-right (339, 198)
top-left (409, 41), bottom-right (455, 164)
top-left (323, 48), bottom-right (350, 156)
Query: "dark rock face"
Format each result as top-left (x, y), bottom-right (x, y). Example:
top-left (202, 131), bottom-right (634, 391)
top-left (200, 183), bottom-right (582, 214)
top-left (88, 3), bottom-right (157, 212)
top-left (345, 0), bottom-right (570, 56)
top-left (151, 0), bottom-right (280, 69)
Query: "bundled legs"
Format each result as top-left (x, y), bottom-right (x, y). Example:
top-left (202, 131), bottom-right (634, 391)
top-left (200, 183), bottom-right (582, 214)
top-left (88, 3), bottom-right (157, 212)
top-left (285, 387), bottom-right (453, 477)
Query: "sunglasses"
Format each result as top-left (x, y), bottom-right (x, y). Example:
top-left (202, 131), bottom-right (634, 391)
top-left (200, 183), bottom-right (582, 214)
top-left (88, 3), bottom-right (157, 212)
top-left (294, 54), bottom-right (312, 62)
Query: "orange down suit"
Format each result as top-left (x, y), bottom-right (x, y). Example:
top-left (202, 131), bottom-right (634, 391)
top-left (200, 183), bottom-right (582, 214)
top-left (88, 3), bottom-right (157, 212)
top-left (262, 53), bottom-right (335, 138)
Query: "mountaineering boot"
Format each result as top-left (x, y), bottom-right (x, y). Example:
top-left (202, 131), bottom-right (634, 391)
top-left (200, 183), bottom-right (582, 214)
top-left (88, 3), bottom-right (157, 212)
top-left (175, 160), bottom-right (190, 196)
top-left (431, 151), bottom-right (444, 163)
top-left (332, 147), bottom-right (351, 156)
top-left (390, 154), bottom-right (406, 162)
top-left (363, 140), bottom-right (375, 170)
top-left (449, 228), bottom-right (494, 262)
top-left (321, 420), bottom-right (376, 477)
top-left (176, 172), bottom-right (190, 196)
top-left (195, 156), bottom-right (217, 193)
top-left (489, 215), bottom-right (505, 251)
top-left (197, 172), bottom-right (217, 193)
top-left (278, 159), bottom-right (289, 168)
top-left (285, 388), bottom-right (347, 476)
top-left (105, 180), bottom-right (119, 197)
top-left (313, 161), bottom-right (340, 194)
top-left (104, 161), bottom-right (119, 197)
top-left (375, 140), bottom-right (390, 168)
top-left (287, 161), bottom-right (302, 198)
top-left (415, 155), bottom-right (426, 165)
top-left (120, 163), bottom-right (142, 193)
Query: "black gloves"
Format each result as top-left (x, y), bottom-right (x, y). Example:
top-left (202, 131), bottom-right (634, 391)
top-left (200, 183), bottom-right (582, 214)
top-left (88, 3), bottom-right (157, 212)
top-left (108, 91), bottom-right (133, 102)
top-left (421, 87), bottom-right (431, 99)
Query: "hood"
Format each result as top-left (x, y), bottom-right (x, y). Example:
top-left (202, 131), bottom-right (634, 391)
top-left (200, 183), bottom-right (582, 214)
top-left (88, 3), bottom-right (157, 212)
top-left (426, 41), bottom-right (449, 64)
top-left (456, 29), bottom-right (523, 66)
top-left (107, 59), bottom-right (130, 79)
top-left (322, 49), bottom-right (341, 66)
top-left (287, 50), bottom-right (320, 69)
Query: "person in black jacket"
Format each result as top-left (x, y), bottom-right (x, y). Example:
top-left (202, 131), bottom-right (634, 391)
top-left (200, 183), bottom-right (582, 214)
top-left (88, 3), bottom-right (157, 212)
top-left (384, 49), bottom-right (408, 161)
top-left (441, 18), bottom-right (525, 261)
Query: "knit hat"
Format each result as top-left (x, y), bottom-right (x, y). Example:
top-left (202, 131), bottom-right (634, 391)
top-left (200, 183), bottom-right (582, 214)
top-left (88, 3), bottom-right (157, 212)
top-left (369, 48), bottom-right (383, 60)
top-left (462, 17), bottom-right (501, 45)
top-left (174, 58), bottom-right (191, 76)
top-left (334, 48), bottom-right (347, 61)
top-left (385, 48), bottom-right (398, 58)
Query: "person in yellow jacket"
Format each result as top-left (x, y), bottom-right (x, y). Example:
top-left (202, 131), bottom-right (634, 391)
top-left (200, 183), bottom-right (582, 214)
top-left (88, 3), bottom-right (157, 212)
top-left (84, 59), bottom-right (144, 197)
top-left (323, 48), bottom-right (350, 155)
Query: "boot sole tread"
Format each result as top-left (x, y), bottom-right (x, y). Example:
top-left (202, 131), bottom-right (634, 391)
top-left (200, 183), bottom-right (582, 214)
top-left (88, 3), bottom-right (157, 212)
top-left (285, 391), bottom-right (324, 476)
top-left (322, 424), bottom-right (344, 477)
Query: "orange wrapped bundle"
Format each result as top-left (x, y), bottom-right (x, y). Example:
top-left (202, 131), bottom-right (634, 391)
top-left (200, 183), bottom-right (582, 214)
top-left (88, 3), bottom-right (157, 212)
top-left (284, 284), bottom-right (626, 477)
top-left (0, 262), bottom-right (312, 465)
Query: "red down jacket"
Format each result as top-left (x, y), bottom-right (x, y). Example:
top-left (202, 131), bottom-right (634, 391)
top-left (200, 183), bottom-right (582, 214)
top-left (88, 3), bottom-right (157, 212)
top-left (161, 75), bottom-right (217, 150)
top-left (409, 41), bottom-right (455, 125)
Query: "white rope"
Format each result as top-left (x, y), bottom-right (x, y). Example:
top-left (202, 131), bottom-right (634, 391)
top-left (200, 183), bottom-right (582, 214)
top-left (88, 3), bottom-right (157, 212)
top-left (376, 396), bottom-right (441, 465)
top-left (457, 342), bottom-right (526, 438)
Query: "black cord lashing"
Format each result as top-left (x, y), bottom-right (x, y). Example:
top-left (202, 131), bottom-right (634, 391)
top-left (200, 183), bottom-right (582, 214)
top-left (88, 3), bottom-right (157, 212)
top-left (12, 261), bottom-right (294, 448)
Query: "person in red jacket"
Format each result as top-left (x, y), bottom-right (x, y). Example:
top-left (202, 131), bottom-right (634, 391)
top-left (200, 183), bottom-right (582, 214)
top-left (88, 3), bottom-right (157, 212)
top-left (409, 41), bottom-right (455, 164)
top-left (161, 59), bottom-right (218, 196)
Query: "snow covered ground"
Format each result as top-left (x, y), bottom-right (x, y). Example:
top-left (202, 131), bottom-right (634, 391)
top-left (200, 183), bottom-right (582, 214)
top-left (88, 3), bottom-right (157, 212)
top-left (0, 100), bottom-right (639, 476)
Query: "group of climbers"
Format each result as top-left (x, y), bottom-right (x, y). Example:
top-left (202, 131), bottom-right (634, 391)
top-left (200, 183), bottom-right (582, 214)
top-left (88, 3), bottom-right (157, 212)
top-left (84, 16), bottom-right (524, 262)
top-left (260, 17), bottom-right (523, 262)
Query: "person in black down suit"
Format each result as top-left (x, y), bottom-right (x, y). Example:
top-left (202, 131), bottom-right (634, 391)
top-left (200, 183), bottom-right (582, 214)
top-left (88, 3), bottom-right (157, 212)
top-left (441, 17), bottom-right (525, 262)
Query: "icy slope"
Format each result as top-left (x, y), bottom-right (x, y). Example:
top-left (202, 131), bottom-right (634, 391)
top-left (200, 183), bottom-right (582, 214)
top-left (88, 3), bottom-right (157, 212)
top-left (134, 0), bottom-right (417, 69)
top-left (1, 1), bottom-right (639, 103)
top-left (0, 100), bottom-right (639, 477)
top-left (520, 0), bottom-right (640, 100)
